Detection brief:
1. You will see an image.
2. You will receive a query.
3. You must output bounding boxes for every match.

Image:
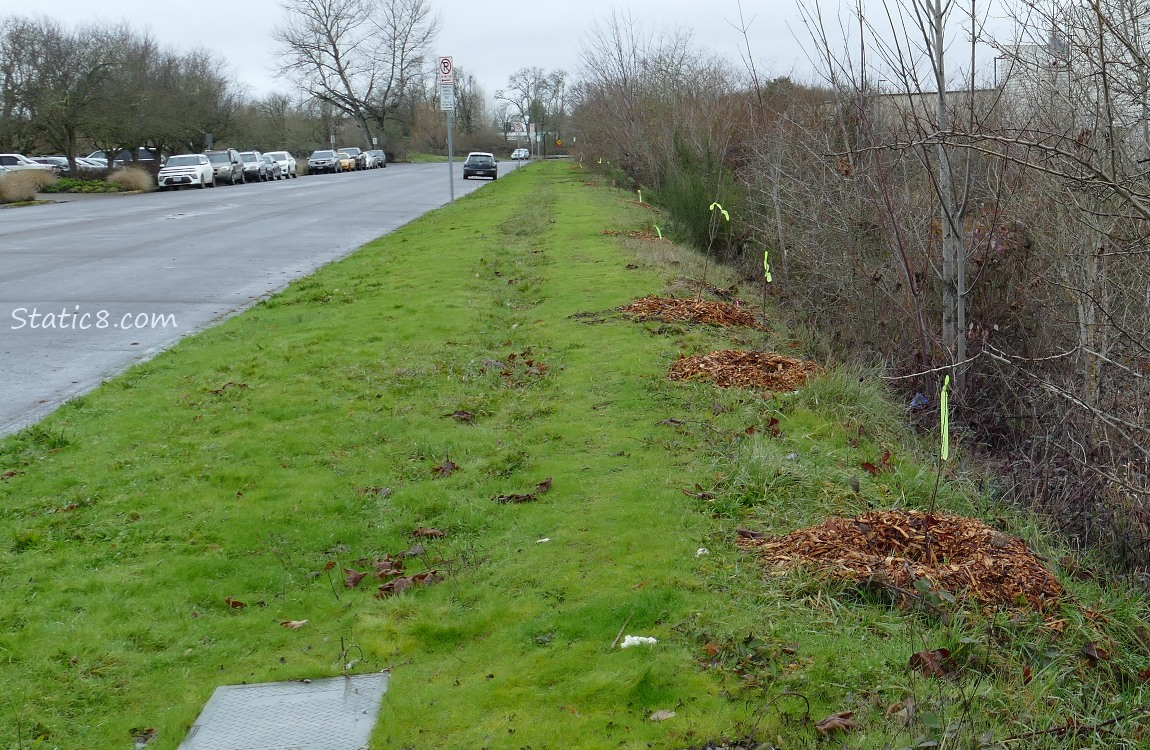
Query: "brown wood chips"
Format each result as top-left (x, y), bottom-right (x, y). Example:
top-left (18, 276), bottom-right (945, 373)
top-left (668, 350), bottom-right (821, 391)
top-left (620, 296), bottom-right (764, 329)
top-left (739, 510), bottom-right (1062, 610)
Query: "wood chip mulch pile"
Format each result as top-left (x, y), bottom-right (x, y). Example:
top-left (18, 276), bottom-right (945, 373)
top-left (738, 510), bottom-right (1063, 610)
top-left (668, 350), bottom-right (821, 391)
top-left (620, 296), bottom-right (764, 329)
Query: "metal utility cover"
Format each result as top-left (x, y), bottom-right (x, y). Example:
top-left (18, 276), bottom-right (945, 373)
top-left (179, 673), bottom-right (389, 750)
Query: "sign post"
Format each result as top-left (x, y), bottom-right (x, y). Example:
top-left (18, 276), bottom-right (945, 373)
top-left (438, 55), bottom-right (455, 203)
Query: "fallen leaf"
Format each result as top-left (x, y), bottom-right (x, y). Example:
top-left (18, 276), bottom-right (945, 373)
top-left (412, 527), bottom-right (445, 538)
top-left (280, 620), bottom-right (308, 629)
top-left (682, 483), bottom-right (716, 500)
top-left (494, 479), bottom-right (552, 504)
top-left (704, 642), bottom-right (721, 656)
top-left (224, 597), bottom-right (247, 609)
top-left (535, 477), bottom-right (553, 494)
top-left (814, 711), bottom-right (859, 734)
top-left (1022, 665), bottom-right (1033, 684)
top-left (649, 710), bottom-right (676, 721)
top-left (344, 568), bottom-right (367, 588)
top-left (444, 410), bottom-right (475, 423)
top-left (861, 461), bottom-right (879, 475)
top-left (909, 648), bottom-right (953, 677)
top-left (403, 543), bottom-right (425, 558)
top-left (323, 560), bottom-right (336, 571)
top-left (374, 570), bottom-right (443, 598)
top-left (1, 470), bottom-right (23, 480)
top-left (767, 417), bottom-right (782, 437)
top-left (879, 449), bottom-right (894, 471)
top-left (432, 460), bottom-right (459, 477)
top-left (1082, 642), bottom-right (1110, 665)
top-left (736, 527), bottom-right (765, 540)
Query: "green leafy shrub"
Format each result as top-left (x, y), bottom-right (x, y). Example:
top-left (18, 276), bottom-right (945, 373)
top-left (39, 177), bottom-right (123, 194)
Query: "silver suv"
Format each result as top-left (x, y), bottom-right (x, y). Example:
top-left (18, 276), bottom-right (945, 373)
top-left (205, 149), bottom-right (245, 185)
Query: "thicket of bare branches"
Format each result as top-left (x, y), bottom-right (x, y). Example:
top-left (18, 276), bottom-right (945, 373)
top-left (573, 2), bottom-right (1150, 570)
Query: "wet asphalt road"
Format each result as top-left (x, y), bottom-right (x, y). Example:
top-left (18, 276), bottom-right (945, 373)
top-left (0, 161), bottom-right (515, 434)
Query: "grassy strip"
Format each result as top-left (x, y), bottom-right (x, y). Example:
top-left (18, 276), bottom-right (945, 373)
top-left (2, 162), bottom-right (1148, 750)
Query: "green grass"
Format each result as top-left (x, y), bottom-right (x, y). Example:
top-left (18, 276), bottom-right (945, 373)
top-left (2, 162), bottom-right (1149, 749)
top-left (39, 177), bottom-right (124, 193)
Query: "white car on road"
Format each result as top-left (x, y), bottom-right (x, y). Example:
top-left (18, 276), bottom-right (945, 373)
top-left (157, 154), bottom-right (215, 190)
top-left (264, 151), bottom-right (298, 179)
top-left (0, 153), bottom-right (55, 172)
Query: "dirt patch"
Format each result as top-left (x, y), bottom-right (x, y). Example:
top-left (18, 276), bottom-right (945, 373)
top-left (602, 228), bottom-right (662, 240)
top-left (669, 350), bottom-right (820, 391)
top-left (620, 296), bottom-right (763, 329)
top-left (738, 509), bottom-right (1063, 610)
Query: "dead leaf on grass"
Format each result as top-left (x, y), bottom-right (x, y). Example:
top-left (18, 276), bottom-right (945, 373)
top-left (814, 711), bottom-right (859, 734)
top-left (224, 597), bottom-right (247, 609)
top-left (909, 648), bottom-right (953, 677)
top-left (280, 619), bottom-right (308, 629)
top-left (444, 410), bottom-right (475, 423)
top-left (412, 527), bottom-right (445, 538)
top-left (374, 570), bottom-right (443, 598)
top-left (432, 459), bottom-right (459, 477)
top-left (1, 470), bottom-right (23, 480)
top-left (404, 543), bottom-right (425, 557)
top-left (649, 710), bottom-right (676, 721)
top-left (1083, 642), bottom-right (1111, 665)
top-left (344, 568), bottom-right (367, 588)
top-left (494, 478), bottom-right (553, 504)
top-left (210, 381), bottom-right (248, 395)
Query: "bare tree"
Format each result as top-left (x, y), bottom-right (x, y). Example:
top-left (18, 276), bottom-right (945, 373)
top-left (496, 67), bottom-right (567, 157)
top-left (273, 0), bottom-right (439, 147)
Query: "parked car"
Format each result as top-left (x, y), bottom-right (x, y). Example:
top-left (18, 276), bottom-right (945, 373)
top-left (462, 151), bottom-right (497, 180)
top-left (31, 156), bottom-right (69, 174)
top-left (261, 154), bottom-right (282, 180)
top-left (307, 149), bottom-right (342, 174)
top-left (367, 149), bottom-right (387, 168)
top-left (336, 150), bottom-right (357, 172)
top-left (339, 146), bottom-right (367, 170)
top-left (87, 148), bottom-right (158, 167)
top-left (511, 148), bottom-right (530, 161)
top-left (157, 153), bottom-right (214, 190)
top-left (0, 153), bottom-right (55, 172)
top-left (264, 150), bottom-right (297, 178)
top-left (75, 157), bottom-right (109, 173)
top-left (205, 149), bottom-right (245, 185)
top-left (238, 150), bottom-right (268, 182)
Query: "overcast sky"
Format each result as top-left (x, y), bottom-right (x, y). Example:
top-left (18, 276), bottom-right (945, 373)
top-left (22, 0), bottom-right (1015, 97)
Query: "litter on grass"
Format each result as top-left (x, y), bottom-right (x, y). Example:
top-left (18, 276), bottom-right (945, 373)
top-left (669, 350), bottom-right (821, 392)
top-left (620, 296), bottom-right (763, 329)
top-left (619, 635), bottom-right (658, 648)
top-left (738, 509), bottom-right (1062, 610)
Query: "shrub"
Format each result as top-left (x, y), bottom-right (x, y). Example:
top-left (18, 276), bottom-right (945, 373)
top-left (0, 170), bottom-right (57, 202)
top-left (107, 166), bottom-right (154, 192)
top-left (297, 159), bottom-right (309, 176)
top-left (39, 177), bottom-right (123, 194)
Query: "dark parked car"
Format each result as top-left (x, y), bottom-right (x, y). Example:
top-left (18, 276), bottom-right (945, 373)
top-left (307, 149), bottom-right (342, 174)
top-left (261, 154), bottom-right (282, 180)
top-left (239, 150), bottom-right (268, 182)
top-left (462, 151), bottom-right (497, 180)
top-left (205, 149), bottom-right (245, 185)
top-left (367, 149), bottom-right (387, 168)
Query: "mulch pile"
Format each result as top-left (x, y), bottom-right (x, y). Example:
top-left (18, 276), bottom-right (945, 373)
top-left (668, 350), bottom-right (821, 391)
top-left (738, 509), bottom-right (1063, 610)
top-left (620, 296), bottom-right (764, 329)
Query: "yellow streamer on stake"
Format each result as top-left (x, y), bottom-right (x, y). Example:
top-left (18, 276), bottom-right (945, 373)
top-left (709, 202), bottom-right (730, 222)
top-left (763, 250), bottom-right (772, 283)
top-left (940, 375), bottom-right (951, 462)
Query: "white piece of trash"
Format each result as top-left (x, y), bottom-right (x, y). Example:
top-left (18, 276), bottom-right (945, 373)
top-left (696, 547), bottom-right (710, 557)
top-left (619, 635), bottom-right (658, 648)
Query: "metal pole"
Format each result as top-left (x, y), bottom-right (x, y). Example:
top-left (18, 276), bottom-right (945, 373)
top-left (446, 109), bottom-right (455, 203)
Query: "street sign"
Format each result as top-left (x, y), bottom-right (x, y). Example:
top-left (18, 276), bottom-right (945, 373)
top-left (439, 84), bottom-right (455, 111)
top-left (438, 56), bottom-right (454, 86)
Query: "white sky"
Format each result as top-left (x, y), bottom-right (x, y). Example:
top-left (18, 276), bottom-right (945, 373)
top-left (16, 1), bottom-right (1017, 98)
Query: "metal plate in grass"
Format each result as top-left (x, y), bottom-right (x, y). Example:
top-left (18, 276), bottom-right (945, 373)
top-left (178, 673), bottom-right (389, 750)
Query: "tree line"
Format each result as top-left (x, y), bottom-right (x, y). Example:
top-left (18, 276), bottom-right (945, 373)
top-left (0, 0), bottom-right (571, 167)
top-left (570, 3), bottom-right (1150, 572)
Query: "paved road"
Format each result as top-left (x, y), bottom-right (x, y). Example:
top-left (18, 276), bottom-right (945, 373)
top-left (0, 162), bottom-right (516, 434)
